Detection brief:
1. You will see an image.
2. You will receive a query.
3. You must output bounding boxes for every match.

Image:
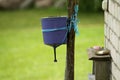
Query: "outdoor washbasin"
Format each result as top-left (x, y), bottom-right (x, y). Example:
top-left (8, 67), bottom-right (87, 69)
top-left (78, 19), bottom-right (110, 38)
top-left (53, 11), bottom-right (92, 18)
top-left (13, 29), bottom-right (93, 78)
top-left (41, 16), bottom-right (67, 47)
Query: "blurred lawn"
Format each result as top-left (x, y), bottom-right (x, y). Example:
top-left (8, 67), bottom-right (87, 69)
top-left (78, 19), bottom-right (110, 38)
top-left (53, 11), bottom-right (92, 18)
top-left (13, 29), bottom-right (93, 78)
top-left (0, 8), bottom-right (104, 80)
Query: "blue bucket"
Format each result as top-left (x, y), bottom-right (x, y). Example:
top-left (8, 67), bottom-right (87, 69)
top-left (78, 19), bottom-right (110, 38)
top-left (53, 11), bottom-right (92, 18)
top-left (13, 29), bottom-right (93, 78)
top-left (41, 17), bottom-right (67, 47)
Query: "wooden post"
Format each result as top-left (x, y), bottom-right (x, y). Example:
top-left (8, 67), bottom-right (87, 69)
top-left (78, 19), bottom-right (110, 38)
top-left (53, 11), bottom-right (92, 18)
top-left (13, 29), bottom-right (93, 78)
top-left (95, 60), bottom-right (111, 80)
top-left (87, 48), bottom-right (111, 80)
top-left (64, 0), bottom-right (77, 80)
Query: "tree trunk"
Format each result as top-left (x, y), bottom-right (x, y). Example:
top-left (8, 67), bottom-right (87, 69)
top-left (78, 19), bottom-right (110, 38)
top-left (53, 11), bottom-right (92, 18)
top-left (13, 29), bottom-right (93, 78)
top-left (64, 0), bottom-right (77, 80)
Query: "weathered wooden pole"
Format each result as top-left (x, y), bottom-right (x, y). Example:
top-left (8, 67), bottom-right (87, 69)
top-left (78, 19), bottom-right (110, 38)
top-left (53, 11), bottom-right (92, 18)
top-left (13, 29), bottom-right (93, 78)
top-left (64, 0), bottom-right (77, 80)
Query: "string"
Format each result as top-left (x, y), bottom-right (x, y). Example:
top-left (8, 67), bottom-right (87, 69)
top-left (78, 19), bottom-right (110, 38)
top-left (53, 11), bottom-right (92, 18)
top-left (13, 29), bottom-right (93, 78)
top-left (68, 4), bottom-right (79, 35)
top-left (42, 27), bottom-right (67, 32)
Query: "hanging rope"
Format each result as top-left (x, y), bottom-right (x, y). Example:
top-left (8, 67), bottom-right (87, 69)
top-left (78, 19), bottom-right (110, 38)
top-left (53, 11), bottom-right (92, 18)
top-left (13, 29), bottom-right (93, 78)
top-left (62, 4), bottom-right (79, 44)
top-left (68, 4), bottom-right (79, 35)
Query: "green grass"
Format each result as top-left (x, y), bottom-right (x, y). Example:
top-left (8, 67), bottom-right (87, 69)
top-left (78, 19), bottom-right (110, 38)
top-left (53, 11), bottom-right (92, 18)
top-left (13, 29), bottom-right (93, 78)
top-left (0, 8), bottom-right (104, 80)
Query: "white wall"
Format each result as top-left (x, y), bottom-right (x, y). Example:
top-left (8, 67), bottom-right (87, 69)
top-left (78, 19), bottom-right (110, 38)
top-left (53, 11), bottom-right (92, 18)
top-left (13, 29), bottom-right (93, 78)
top-left (104, 0), bottom-right (120, 80)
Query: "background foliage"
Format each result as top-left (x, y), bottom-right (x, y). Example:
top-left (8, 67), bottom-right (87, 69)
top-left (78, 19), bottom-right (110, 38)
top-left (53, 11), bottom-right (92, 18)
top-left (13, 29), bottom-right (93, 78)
top-left (0, 0), bottom-right (103, 12)
top-left (78, 0), bottom-right (103, 12)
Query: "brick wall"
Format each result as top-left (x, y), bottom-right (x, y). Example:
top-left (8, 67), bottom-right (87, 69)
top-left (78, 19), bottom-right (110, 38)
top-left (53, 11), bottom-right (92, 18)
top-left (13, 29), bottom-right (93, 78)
top-left (104, 0), bottom-right (120, 80)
